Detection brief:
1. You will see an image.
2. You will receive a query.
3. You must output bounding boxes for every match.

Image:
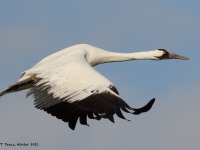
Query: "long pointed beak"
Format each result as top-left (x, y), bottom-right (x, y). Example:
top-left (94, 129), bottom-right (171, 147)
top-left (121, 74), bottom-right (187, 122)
top-left (169, 53), bottom-right (189, 60)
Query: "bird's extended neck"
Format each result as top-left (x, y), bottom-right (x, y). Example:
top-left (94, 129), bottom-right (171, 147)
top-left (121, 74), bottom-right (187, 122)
top-left (87, 49), bottom-right (160, 66)
top-left (105, 51), bottom-right (159, 61)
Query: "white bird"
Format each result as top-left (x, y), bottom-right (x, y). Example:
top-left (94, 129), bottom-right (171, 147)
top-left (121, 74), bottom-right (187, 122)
top-left (0, 44), bottom-right (189, 130)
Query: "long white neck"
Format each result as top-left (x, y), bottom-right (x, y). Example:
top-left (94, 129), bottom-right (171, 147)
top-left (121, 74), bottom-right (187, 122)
top-left (105, 51), bottom-right (159, 61)
top-left (87, 49), bottom-right (160, 66)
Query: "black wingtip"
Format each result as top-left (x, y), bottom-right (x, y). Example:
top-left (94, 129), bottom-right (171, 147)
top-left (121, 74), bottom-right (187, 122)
top-left (132, 98), bottom-right (155, 115)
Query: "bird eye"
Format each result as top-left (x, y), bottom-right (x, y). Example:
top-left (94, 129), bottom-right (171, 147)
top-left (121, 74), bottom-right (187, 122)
top-left (157, 49), bottom-right (170, 59)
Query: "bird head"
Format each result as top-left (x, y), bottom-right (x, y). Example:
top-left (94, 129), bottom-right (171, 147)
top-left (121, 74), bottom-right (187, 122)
top-left (155, 49), bottom-right (189, 60)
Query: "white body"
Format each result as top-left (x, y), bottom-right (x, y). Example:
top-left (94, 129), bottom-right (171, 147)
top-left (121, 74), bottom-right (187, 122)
top-left (0, 44), bottom-right (188, 130)
top-left (20, 44), bottom-right (162, 106)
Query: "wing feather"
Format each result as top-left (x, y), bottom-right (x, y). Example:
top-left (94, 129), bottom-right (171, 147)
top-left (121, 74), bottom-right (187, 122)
top-left (27, 49), bottom-right (155, 130)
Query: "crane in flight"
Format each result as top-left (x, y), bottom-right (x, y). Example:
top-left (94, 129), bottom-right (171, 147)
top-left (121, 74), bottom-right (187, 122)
top-left (0, 44), bottom-right (189, 130)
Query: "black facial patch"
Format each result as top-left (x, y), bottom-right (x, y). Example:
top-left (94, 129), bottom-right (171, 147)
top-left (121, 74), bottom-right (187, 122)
top-left (157, 49), bottom-right (170, 59)
top-left (158, 48), bottom-right (167, 51)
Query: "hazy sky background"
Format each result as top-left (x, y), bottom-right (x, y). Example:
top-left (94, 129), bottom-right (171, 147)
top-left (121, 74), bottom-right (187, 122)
top-left (0, 0), bottom-right (199, 150)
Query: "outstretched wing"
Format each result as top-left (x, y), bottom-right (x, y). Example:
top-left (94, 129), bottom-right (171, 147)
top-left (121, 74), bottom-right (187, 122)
top-left (27, 50), bottom-right (154, 130)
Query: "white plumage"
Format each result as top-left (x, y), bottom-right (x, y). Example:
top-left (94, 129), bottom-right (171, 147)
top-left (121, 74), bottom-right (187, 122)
top-left (0, 44), bottom-right (189, 130)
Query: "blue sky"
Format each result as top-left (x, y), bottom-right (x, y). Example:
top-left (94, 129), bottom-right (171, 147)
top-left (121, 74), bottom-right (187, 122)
top-left (0, 0), bottom-right (199, 150)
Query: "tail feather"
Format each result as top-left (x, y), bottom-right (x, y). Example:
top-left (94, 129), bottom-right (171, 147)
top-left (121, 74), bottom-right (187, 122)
top-left (0, 80), bottom-right (34, 97)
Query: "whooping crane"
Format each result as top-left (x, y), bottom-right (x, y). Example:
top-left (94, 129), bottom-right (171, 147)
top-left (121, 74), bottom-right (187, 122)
top-left (0, 44), bottom-right (189, 130)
